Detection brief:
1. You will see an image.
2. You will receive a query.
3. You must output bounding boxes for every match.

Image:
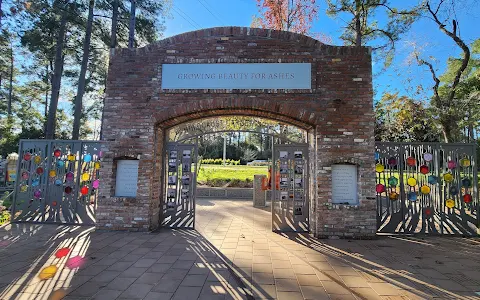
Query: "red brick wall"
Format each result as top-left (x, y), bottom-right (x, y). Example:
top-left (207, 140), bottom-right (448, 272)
top-left (99, 27), bottom-right (376, 237)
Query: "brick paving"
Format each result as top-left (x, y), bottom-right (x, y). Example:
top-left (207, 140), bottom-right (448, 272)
top-left (0, 199), bottom-right (479, 299)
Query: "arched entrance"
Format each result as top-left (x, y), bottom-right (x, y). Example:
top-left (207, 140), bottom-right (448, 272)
top-left (98, 26), bottom-right (376, 238)
top-left (160, 116), bottom-right (311, 232)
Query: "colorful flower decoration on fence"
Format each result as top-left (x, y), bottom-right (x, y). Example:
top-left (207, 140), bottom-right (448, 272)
top-left (420, 165), bottom-right (429, 174)
top-left (420, 185), bottom-right (430, 195)
top-left (462, 178), bottom-right (471, 188)
top-left (389, 192), bottom-right (398, 201)
top-left (407, 177), bottom-right (417, 187)
top-left (406, 157), bottom-right (416, 167)
top-left (408, 192), bottom-right (417, 201)
top-left (427, 175), bottom-right (438, 185)
top-left (388, 177), bottom-right (398, 187)
top-left (376, 184), bottom-right (385, 193)
top-left (445, 199), bottom-right (455, 209)
top-left (388, 157), bottom-right (397, 166)
top-left (443, 173), bottom-right (454, 183)
top-left (423, 153), bottom-right (433, 161)
top-left (447, 160), bottom-right (457, 169)
top-left (375, 164), bottom-right (384, 173)
top-left (459, 158), bottom-right (470, 167)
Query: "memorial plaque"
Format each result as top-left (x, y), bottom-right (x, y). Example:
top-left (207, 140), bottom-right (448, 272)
top-left (115, 160), bottom-right (139, 197)
top-left (162, 63), bottom-right (311, 90)
top-left (331, 164), bottom-right (358, 205)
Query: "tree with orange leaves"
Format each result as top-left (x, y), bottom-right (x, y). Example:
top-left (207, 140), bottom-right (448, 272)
top-left (252, 0), bottom-right (319, 36)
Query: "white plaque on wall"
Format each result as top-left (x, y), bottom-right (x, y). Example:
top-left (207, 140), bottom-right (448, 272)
top-left (161, 63), bottom-right (311, 89)
top-left (115, 160), bottom-right (139, 197)
top-left (331, 164), bottom-right (358, 205)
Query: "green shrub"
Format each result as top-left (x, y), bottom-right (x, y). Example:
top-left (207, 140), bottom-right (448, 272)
top-left (0, 210), bottom-right (10, 225)
top-left (0, 192), bottom-right (12, 209)
top-left (200, 158), bottom-right (243, 165)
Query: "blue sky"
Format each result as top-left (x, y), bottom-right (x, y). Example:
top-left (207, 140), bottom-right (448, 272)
top-left (162, 0), bottom-right (480, 103)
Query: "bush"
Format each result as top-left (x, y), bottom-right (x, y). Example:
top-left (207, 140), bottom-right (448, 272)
top-left (201, 178), bottom-right (253, 188)
top-left (200, 158), bottom-right (241, 165)
top-left (0, 192), bottom-right (11, 209)
top-left (0, 210), bottom-right (10, 226)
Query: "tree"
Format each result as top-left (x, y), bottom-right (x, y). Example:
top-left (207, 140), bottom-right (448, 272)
top-left (6, 35), bottom-right (13, 117)
top-left (437, 38), bottom-right (480, 142)
top-left (98, 0), bottom-right (167, 49)
top-left (252, 0), bottom-right (319, 35)
top-left (45, 1), bottom-right (70, 139)
top-left (375, 92), bottom-right (440, 142)
top-left (110, 0), bottom-right (119, 48)
top-left (326, 0), bottom-right (418, 66)
top-left (72, 0), bottom-right (95, 140)
top-left (414, 0), bottom-right (474, 142)
top-left (128, 0), bottom-right (135, 48)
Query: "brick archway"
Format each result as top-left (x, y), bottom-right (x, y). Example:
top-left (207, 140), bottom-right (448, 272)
top-left (153, 98), bottom-right (316, 130)
top-left (99, 26), bottom-right (376, 238)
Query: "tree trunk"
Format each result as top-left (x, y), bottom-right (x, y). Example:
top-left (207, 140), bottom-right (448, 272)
top-left (45, 7), bottom-right (68, 139)
top-left (110, 0), bottom-right (119, 48)
top-left (0, 0), bottom-right (3, 28)
top-left (44, 64), bottom-right (49, 134)
top-left (467, 124), bottom-right (474, 142)
top-left (442, 127), bottom-right (449, 143)
top-left (441, 119), bottom-right (457, 143)
top-left (7, 40), bottom-right (13, 117)
top-left (72, 0), bottom-right (95, 140)
top-left (286, 0), bottom-right (291, 31)
top-left (355, 0), bottom-right (362, 47)
top-left (128, 0), bottom-right (136, 48)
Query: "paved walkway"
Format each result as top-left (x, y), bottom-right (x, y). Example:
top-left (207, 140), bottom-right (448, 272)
top-left (0, 199), bottom-right (479, 300)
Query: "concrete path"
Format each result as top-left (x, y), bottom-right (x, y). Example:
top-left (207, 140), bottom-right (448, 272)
top-left (0, 199), bottom-right (479, 299)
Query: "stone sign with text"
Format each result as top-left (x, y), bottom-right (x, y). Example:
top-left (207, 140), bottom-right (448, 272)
top-left (331, 164), bottom-right (358, 205)
top-left (161, 63), bottom-right (311, 90)
top-left (115, 160), bottom-right (139, 197)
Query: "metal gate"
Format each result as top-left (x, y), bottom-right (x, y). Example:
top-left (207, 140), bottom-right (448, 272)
top-left (12, 140), bottom-right (102, 225)
top-left (271, 144), bottom-right (309, 232)
top-left (375, 142), bottom-right (479, 235)
top-left (162, 143), bottom-right (198, 228)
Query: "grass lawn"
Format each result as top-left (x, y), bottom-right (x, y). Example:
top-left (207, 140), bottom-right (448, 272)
top-left (197, 164), bottom-right (268, 184)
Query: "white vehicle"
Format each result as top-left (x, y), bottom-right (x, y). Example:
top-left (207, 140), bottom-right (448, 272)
top-left (246, 159), bottom-right (267, 166)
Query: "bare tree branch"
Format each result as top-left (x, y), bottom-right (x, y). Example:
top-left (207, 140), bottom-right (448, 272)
top-left (363, 28), bottom-right (395, 50)
top-left (434, 0), bottom-right (444, 15)
top-left (426, 0), bottom-right (470, 103)
top-left (415, 54), bottom-right (441, 104)
top-left (377, 3), bottom-right (420, 15)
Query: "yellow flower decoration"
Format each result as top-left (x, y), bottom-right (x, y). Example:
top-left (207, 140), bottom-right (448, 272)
top-left (420, 185), bottom-right (430, 194)
top-left (445, 199), bottom-right (455, 209)
top-left (389, 192), bottom-right (398, 201)
top-left (81, 173), bottom-right (90, 181)
top-left (94, 162), bottom-right (101, 170)
top-left (33, 155), bottom-right (42, 164)
top-left (375, 164), bottom-right (385, 173)
top-left (407, 177), bottom-right (417, 187)
top-left (459, 158), bottom-right (471, 168)
top-left (443, 173), bottom-right (454, 183)
top-left (49, 170), bottom-right (56, 178)
top-left (67, 154), bottom-right (76, 161)
top-left (20, 185), bottom-right (28, 192)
